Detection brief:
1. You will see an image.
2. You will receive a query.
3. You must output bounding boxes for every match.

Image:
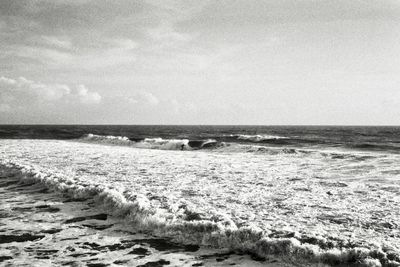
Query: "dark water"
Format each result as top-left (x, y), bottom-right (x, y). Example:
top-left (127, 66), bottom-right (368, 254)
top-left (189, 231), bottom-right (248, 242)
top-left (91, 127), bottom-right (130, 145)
top-left (1, 125), bottom-right (400, 153)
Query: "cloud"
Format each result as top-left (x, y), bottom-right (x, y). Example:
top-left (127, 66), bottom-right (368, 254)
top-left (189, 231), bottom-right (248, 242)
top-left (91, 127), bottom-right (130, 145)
top-left (147, 21), bottom-right (192, 48)
top-left (128, 92), bottom-right (159, 106)
top-left (78, 38), bottom-right (138, 69)
top-left (40, 35), bottom-right (72, 50)
top-left (1, 37), bottom-right (138, 71)
top-left (76, 84), bottom-right (102, 104)
top-left (0, 76), bottom-right (70, 101)
top-left (0, 76), bottom-right (101, 113)
top-left (144, 0), bottom-right (211, 21)
top-left (0, 76), bottom-right (17, 85)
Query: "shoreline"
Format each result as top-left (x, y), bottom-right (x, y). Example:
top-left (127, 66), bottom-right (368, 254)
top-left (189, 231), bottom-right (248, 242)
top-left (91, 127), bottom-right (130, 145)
top-left (0, 167), bottom-right (287, 267)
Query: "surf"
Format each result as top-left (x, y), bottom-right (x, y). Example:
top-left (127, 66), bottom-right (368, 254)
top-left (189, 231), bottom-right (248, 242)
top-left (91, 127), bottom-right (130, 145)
top-left (79, 133), bottom-right (221, 151)
top-left (1, 139), bottom-right (399, 266)
top-left (0, 161), bottom-right (397, 267)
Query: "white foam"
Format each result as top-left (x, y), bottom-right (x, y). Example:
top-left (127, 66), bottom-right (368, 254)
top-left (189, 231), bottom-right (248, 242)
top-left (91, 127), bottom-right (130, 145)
top-left (80, 134), bottom-right (194, 150)
top-left (136, 138), bottom-right (190, 150)
top-left (1, 139), bottom-right (399, 266)
top-left (80, 134), bottom-right (223, 151)
top-left (234, 134), bottom-right (288, 142)
top-left (81, 133), bottom-right (132, 146)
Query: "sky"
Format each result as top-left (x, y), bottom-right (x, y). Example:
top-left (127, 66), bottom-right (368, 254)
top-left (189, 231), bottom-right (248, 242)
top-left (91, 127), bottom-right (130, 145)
top-left (0, 0), bottom-right (400, 125)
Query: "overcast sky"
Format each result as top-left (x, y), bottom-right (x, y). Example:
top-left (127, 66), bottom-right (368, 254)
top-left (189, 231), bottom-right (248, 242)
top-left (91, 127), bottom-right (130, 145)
top-left (1, 0), bottom-right (400, 125)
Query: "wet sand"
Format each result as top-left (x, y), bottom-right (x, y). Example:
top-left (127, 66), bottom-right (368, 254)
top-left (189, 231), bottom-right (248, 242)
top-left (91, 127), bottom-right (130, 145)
top-left (0, 171), bottom-right (290, 267)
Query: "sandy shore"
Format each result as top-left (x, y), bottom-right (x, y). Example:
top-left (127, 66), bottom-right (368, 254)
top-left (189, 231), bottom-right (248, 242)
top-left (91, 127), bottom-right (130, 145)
top-left (0, 170), bottom-right (290, 267)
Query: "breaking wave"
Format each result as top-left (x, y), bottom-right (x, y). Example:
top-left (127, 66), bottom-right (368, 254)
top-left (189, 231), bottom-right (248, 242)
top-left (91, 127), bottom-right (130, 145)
top-left (229, 134), bottom-right (289, 143)
top-left (79, 134), bottom-right (220, 150)
top-left (78, 134), bottom-right (379, 162)
top-left (0, 161), bottom-right (398, 267)
top-left (80, 133), bottom-right (132, 146)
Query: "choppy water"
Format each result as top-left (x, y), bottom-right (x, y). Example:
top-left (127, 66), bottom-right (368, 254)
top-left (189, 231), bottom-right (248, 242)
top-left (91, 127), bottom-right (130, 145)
top-left (1, 125), bottom-right (400, 266)
top-left (2, 125), bottom-right (400, 153)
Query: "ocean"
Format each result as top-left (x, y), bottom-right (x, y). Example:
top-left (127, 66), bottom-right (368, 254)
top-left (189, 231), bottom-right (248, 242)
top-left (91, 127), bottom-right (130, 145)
top-left (1, 125), bottom-right (399, 266)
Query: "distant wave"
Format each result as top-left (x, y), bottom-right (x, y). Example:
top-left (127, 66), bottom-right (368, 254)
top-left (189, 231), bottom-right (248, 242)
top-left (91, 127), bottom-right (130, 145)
top-left (228, 134), bottom-right (289, 142)
top-left (80, 133), bottom-right (132, 145)
top-left (79, 134), bottom-right (380, 161)
top-left (226, 134), bottom-right (400, 154)
top-left (79, 134), bottom-right (220, 150)
top-left (350, 143), bottom-right (400, 152)
top-left (1, 161), bottom-right (397, 267)
top-left (220, 143), bottom-right (378, 162)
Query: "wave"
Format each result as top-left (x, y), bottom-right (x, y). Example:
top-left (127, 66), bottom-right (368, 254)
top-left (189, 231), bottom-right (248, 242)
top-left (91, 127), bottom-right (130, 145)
top-left (81, 133), bottom-right (132, 145)
top-left (350, 143), bottom-right (400, 152)
top-left (224, 134), bottom-right (339, 147)
top-left (217, 143), bottom-right (377, 162)
top-left (79, 134), bottom-right (378, 162)
top-left (79, 134), bottom-right (300, 155)
top-left (80, 134), bottom-right (220, 151)
top-left (0, 161), bottom-right (397, 267)
top-left (228, 134), bottom-right (289, 143)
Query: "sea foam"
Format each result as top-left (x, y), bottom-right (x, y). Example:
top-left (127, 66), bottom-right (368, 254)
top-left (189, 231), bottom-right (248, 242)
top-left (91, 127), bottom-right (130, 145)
top-left (1, 162), bottom-right (397, 267)
top-left (234, 134), bottom-right (288, 142)
top-left (1, 139), bottom-right (399, 266)
top-left (80, 134), bottom-right (219, 150)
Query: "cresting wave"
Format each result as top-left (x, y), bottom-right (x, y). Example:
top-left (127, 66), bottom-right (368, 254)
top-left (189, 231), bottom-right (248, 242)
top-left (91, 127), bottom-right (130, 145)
top-left (77, 134), bottom-right (400, 156)
top-left (78, 133), bottom-right (311, 155)
top-left (1, 161), bottom-right (398, 267)
top-left (79, 134), bottom-right (381, 162)
top-left (224, 134), bottom-right (313, 146)
top-left (232, 134), bottom-right (289, 142)
top-left (80, 133), bottom-right (220, 150)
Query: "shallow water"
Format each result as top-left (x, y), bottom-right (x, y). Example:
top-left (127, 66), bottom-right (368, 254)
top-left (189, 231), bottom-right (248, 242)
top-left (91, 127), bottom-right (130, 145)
top-left (0, 168), bottom-right (283, 267)
top-left (1, 139), bottom-right (399, 266)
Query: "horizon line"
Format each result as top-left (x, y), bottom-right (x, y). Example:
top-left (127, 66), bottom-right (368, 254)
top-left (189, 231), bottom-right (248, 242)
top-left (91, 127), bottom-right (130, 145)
top-left (0, 124), bottom-right (400, 127)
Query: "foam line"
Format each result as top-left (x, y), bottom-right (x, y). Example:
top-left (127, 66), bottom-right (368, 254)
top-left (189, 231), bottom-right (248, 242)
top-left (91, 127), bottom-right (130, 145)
top-left (0, 160), bottom-right (397, 267)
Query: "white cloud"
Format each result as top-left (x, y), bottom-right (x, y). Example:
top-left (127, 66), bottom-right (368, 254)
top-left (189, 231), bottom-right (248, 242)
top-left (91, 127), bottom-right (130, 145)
top-left (19, 77), bottom-right (71, 101)
top-left (41, 36), bottom-right (72, 50)
top-left (142, 1), bottom-right (208, 51)
top-left (128, 92), bottom-right (159, 106)
top-left (147, 21), bottom-right (192, 48)
top-left (35, 0), bottom-right (93, 6)
top-left (144, 0), bottom-right (211, 21)
top-left (0, 76), bottom-right (70, 101)
top-left (0, 76), bottom-right (102, 111)
top-left (0, 76), bottom-right (17, 85)
top-left (77, 38), bottom-right (138, 69)
top-left (2, 38), bottom-right (138, 70)
top-left (76, 84), bottom-right (102, 104)
top-left (7, 45), bottom-right (73, 66)
top-left (111, 39), bottom-right (138, 50)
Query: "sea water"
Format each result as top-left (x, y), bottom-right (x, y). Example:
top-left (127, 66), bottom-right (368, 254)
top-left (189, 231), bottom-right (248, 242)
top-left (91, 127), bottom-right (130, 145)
top-left (0, 125), bottom-right (399, 266)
